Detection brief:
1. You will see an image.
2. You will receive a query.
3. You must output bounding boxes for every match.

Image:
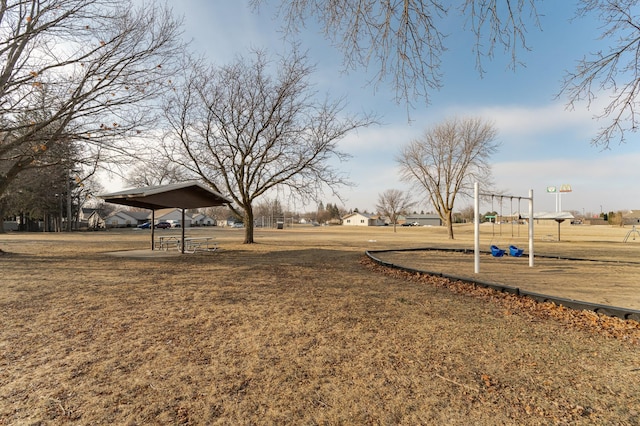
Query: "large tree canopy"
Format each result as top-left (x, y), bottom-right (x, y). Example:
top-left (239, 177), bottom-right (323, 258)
top-left (0, 0), bottom-right (183, 221)
top-left (163, 49), bottom-right (376, 243)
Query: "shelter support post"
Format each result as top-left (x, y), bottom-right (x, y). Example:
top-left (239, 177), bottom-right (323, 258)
top-left (181, 209), bottom-right (186, 254)
top-left (151, 210), bottom-right (156, 250)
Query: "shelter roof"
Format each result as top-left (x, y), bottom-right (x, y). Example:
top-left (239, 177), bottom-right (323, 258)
top-left (99, 181), bottom-right (232, 210)
top-left (521, 211), bottom-right (575, 220)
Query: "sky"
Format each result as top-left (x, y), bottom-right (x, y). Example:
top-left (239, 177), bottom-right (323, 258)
top-left (106, 1), bottom-right (640, 217)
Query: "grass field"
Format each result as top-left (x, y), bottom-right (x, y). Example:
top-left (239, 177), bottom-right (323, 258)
top-left (1, 224), bottom-right (639, 424)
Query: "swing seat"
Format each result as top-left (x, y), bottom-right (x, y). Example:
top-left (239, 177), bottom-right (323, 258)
top-left (509, 245), bottom-right (524, 257)
top-left (490, 245), bottom-right (505, 257)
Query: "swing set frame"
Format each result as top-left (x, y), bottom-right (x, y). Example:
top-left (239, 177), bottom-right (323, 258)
top-left (473, 182), bottom-right (534, 273)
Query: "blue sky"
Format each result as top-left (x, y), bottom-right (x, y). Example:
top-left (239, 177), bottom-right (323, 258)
top-left (126, 1), bottom-right (639, 217)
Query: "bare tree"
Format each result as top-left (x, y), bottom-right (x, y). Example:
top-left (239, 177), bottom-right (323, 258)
top-left (251, 0), bottom-right (539, 106)
top-left (559, 0), bottom-right (640, 148)
top-left (163, 49), bottom-right (376, 243)
top-left (458, 204), bottom-right (476, 224)
top-left (125, 156), bottom-right (190, 188)
top-left (0, 0), bottom-right (183, 228)
top-left (397, 117), bottom-right (499, 239)
top-left (375, 189), bottom-right (416, 232)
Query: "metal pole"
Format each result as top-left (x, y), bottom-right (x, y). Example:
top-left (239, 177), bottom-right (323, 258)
top-left (151, 210), bottom-right (156, 250)
top-left (474, 182), bottom-right (480, 273)
top-left (181, 208), bottom-right (186, 254)
top-left (529, 189), bottom-right (534, 267)
top-left (559, 192), bottom-right (562, 212)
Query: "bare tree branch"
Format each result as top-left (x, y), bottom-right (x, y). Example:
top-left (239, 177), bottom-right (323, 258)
top-left (559, 0), bottom-right (640, 148)
top-left (251, 0), bottom-right (539, 106)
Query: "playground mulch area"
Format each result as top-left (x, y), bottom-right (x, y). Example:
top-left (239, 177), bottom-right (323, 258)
top-left (372, 246), bottom-right (640, 311)
top-left (1, 226), bottom-right (639, 424)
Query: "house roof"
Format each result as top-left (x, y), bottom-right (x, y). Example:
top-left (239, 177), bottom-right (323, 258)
top-left (99, 181), bottom-right (232, 210)
top-left (127, 211), bottom-right (151, 221)
top-left (155, 207), bottom-right (193, 218)
top-left (107, 211), bottom-right (138, 221)
top-left (342, 212), bottom-right (374, 220)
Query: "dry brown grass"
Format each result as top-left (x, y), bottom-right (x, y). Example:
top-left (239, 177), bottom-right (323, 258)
top-left (1, 224), bottom-right (640, 425)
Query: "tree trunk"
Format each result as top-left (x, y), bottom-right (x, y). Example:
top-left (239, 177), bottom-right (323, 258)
top-left (446, 209), bottom-right (455, 239)
top-left (243, 207), bottom-right (255, 244)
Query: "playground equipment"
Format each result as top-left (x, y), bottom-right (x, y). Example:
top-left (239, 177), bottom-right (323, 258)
top-left (509, 245), bottom-right (524, 257)
top-left (490, 245), bottom-right (506, 257)
top-left (474, 182), bottom-right (534, 273)
top-left (623, 225), bottom-right (640, 242)
top-left (488, 194), bottom-right (525, 257)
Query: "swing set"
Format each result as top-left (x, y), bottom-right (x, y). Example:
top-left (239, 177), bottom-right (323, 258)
top-left (488, 194), bottom-right (525, 257)
top-left (474, 182), bottom-right (534, 274)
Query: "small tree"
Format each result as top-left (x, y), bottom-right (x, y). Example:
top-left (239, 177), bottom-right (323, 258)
top-left (375, 189), bottom-right (416, 232)
top-left (397, 117), bottom-right (499, 239)
top-left (163, 49), bottom-right (375, 243)
top-left (459, 205), bottom-right (476, 224)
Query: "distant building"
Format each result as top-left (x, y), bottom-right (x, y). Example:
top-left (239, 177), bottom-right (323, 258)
top-left (87, 211), bottom-right (106, 229)
top-left (622, 210), bottom-right (640, 226)
top-left (105, 211), bottom-right (139, 228)
top-left (191, 213), bottom-right (216, 226)
top-left (105, 208), bottom-right (194, 228)
top-left (342, 212), bottom-right (386, 226)
top-left (404, 214), bottom-right (442, 227)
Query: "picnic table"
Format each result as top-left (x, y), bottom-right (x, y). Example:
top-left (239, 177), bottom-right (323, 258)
top-left (155, 236), bottom-right (217, 253)
top-left (157, 235), bottom-right (181, 250)
top-left (183, 237), bottom-right (217, 253)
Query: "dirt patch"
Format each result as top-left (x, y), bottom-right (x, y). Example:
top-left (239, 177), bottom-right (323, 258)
top-left (1, 226), bottom-right (639, 424)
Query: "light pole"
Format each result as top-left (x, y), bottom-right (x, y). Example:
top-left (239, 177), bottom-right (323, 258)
top-left (547, 184), bottom-right (572, 212)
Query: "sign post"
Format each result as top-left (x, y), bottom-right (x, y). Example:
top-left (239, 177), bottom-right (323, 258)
top-left (548, 184), bottom-right (572, 212)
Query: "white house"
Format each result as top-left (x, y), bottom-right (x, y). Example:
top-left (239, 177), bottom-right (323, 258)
top-left (105, 211), bottom-right (139, 228)
top-left (154, 208), bottom-right (192, 227)
top-left (87, 211), bottom-right (106, 229)
top-left (191, 213), bottom-right (216, 226)
top-left (342, 212), bottom-right (386, 226)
